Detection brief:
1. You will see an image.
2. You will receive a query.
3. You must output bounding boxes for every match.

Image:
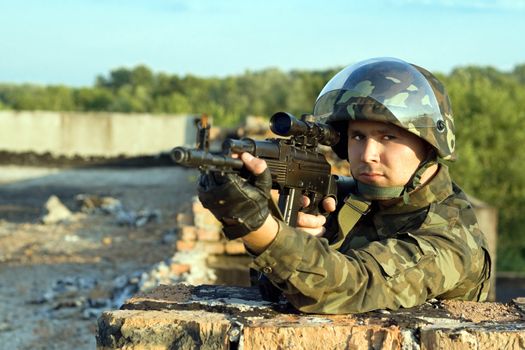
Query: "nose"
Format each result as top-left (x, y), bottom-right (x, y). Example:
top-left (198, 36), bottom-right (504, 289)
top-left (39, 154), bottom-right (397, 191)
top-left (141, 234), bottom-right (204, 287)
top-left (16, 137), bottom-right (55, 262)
top-left (361, 138), bottom-right (380, 163)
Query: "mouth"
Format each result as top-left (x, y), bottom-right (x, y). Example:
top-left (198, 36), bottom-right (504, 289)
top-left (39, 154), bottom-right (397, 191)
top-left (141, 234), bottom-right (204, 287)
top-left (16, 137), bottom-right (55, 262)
top-left (358, 171), bottom-right (385, 184)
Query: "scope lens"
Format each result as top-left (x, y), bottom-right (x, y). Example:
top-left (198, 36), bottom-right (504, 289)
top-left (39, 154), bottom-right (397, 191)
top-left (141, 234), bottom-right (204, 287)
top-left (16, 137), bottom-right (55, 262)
top-left (271, 112), bottom-right (292, 135)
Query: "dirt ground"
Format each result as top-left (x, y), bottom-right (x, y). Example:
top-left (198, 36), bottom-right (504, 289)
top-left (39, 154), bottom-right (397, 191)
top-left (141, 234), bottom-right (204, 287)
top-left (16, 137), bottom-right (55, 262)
top-left (0, 164), bottom-right (198, 349)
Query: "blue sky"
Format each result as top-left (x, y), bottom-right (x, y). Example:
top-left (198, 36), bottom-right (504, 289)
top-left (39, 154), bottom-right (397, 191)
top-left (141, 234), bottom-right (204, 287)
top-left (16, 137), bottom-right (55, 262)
top-left (1, 0), bottom-right (524, 86)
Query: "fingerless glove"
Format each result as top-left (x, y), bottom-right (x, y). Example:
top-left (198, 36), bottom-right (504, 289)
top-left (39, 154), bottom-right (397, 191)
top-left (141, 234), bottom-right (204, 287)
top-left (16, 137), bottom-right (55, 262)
top-left (198, 169), bottom-right (272, 240)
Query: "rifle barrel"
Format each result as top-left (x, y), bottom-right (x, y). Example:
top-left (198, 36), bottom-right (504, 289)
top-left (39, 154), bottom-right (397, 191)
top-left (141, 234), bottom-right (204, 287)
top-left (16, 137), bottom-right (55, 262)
top-left (171, 147), bottom-right (244, 169)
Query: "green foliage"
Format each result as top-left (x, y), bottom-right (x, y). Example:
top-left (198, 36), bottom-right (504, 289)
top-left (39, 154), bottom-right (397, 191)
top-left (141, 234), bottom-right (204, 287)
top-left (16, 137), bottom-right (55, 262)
top-left (444, 66), bottom-right (525, 271)
top-left (1, 63), bottom-right (525, 271)
top-left (74, 87), bottom-right (113, 111)
top-left (512, 64), bottom-right (525, 85)
top-left (0, 84), bottom-right (76, 111)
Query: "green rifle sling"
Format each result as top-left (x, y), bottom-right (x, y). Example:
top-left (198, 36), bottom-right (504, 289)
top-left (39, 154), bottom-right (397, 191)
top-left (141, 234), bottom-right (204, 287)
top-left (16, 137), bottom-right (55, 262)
top-left (333, 195), bottom-right (371, 249)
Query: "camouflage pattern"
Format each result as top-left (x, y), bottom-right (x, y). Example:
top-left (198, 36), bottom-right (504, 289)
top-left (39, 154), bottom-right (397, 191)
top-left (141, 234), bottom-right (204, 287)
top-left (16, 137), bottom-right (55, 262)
top-left (250, 166), bottom-right (491, 313)
top-left (313, 58), bottom-right (456, 161)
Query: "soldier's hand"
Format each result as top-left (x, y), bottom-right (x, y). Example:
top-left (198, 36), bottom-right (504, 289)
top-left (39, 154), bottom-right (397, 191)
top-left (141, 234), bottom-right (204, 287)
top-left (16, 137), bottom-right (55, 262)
top-left (197, 153), bottom-right (271, 240)
top-left (296, 196), bottom-right (336, 237)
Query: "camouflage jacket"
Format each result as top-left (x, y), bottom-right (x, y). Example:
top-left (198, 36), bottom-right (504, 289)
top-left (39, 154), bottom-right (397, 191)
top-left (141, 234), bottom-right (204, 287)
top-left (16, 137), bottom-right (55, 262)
top-left (250, 166), bottom-right (492, 314)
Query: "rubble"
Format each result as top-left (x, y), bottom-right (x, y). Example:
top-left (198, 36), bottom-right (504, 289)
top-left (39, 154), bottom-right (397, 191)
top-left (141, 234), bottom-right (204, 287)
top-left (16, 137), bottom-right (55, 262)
top-left (76, 193), bottom-right (162, 227)
top-left (29, 200), bottom-right (221, 322)
top-left (41, 195), bottom-right (74, 224)
top-left (114, 208), bottom-right (161, 227)
top-left (29, 248), bottom-right (215, 321)
top-left (29, 194), bottom-right (251, 324)
top-left (76, 194), bottom-right (123, 214)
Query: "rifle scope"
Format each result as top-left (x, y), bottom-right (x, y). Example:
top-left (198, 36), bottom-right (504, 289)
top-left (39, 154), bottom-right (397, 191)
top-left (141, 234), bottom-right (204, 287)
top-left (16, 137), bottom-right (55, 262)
top-left (270, 112), bottom-right (340, 146)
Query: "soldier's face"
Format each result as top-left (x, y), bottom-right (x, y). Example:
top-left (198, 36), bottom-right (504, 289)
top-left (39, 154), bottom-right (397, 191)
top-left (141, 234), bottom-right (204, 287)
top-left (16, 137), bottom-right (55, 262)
top-left (347, 120), bottom-right (427, 188)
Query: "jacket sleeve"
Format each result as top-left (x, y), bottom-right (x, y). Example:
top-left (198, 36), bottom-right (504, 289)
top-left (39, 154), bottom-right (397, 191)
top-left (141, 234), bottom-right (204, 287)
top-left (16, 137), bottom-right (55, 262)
top-left (250, 213), bottom-right (491, 314)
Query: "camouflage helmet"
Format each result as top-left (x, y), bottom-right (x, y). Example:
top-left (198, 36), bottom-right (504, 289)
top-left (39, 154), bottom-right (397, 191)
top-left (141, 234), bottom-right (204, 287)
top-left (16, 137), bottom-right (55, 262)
top-left (313, 57), bottom-right (456, 161)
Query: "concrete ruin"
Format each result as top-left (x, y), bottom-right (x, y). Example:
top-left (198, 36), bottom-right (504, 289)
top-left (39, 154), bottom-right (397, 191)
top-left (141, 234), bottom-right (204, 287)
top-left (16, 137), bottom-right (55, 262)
top-left (0, 111), bottom-right (197, 157)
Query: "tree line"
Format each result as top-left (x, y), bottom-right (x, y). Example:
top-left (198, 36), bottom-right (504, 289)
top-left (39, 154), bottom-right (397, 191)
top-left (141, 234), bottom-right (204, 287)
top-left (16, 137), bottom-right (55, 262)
top-left (1, 63), bottom-right (525, 272)
top-left (0, 65), bottom-right (336, 127)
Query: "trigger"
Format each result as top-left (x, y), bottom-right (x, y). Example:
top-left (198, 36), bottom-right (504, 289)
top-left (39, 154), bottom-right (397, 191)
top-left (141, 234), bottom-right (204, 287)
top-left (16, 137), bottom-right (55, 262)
top-left (306, 193), bottom-right (322, 215)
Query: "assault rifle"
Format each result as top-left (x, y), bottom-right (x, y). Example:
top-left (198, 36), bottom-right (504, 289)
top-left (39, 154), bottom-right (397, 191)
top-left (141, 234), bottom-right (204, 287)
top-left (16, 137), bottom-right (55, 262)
top-left (172, 112), bottom-right (342, 227)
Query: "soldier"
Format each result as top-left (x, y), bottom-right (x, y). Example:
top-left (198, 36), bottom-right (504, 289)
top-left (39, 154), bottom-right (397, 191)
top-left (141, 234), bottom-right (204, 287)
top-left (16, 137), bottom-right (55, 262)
top-left (198, 57), bottom-right (492, 313)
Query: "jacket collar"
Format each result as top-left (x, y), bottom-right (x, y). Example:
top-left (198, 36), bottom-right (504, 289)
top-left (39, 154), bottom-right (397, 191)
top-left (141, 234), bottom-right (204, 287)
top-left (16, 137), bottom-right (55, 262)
top-left (379, 165), bottom-right (454, 215)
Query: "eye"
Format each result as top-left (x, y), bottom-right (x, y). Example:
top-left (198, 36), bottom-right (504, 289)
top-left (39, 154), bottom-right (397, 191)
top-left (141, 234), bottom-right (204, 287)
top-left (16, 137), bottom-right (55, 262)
top-left (383, 134), bottom-right (397, 141)
top-left (350, 133), bottom-right (364, 141)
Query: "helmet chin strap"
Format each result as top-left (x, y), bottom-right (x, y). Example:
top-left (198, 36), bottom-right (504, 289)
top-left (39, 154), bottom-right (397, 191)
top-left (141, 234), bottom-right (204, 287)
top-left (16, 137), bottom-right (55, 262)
top-left (355, 150), bottom-right (438, 203)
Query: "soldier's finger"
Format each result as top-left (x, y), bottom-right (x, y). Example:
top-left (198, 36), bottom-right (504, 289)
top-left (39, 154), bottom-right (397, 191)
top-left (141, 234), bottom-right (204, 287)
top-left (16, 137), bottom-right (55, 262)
top-left (322, 197), bottom-right (337, 213)
top-left (297, 211), bottom-right (326, 229)
top-left (302, 196), bottom-right (311, 208)
top-left (240, 152), bottom-right (267, 175)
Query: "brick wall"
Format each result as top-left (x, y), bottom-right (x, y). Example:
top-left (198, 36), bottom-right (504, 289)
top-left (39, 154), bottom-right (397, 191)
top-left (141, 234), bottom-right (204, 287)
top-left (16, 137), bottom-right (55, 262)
top-left (97, 284), bottom-right (525, 349)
